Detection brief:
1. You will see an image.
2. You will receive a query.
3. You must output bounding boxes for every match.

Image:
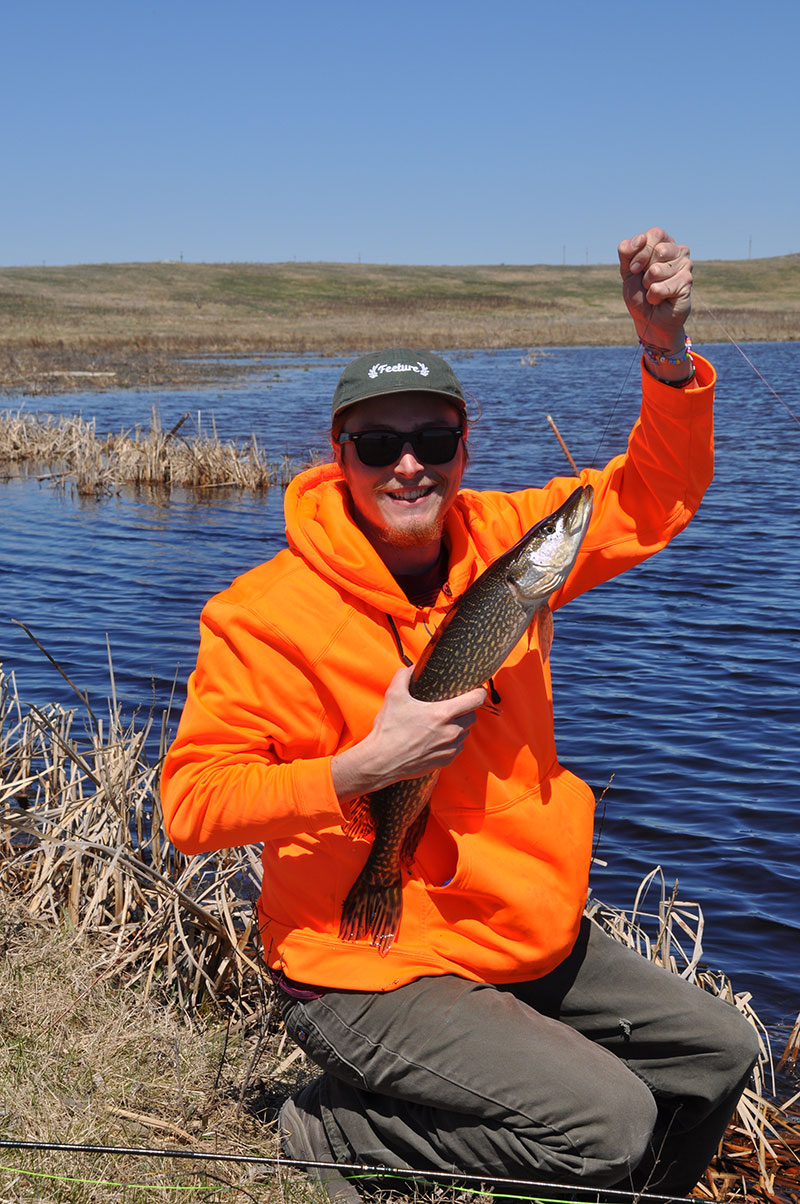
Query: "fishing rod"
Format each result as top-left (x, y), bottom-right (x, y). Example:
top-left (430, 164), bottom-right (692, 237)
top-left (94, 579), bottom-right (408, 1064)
top-left (545, 413), bottom-right (579, 474)
top-left (0, 1138), bottom-right (693, 1203)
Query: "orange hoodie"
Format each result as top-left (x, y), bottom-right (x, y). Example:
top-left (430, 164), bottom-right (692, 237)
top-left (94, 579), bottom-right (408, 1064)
top-left (161, 357), bottom-right (715, 991)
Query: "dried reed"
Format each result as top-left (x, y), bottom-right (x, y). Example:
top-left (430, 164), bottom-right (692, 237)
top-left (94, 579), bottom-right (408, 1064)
top-left (0, 650), bottom-right (266, 1018)
top-left (1, 646), bottom-right (798, 1202)
top-left (0, 407), bottom-right (317, 494)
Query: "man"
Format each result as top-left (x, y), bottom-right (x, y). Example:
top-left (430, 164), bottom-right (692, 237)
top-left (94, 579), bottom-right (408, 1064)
top-left (161, 229), bottom-right (759, 1201)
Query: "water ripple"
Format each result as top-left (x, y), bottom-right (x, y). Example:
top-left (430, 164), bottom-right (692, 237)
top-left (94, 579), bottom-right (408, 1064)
top-left (3, 343), bottom-right (799, 1024)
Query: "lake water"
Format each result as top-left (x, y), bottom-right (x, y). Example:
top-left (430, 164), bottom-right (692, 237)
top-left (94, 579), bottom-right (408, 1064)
top-left (2, 343), bottom-right (799, 1036)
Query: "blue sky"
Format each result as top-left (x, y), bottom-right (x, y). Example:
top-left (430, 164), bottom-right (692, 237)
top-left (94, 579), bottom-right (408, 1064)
top-left (3, 0), bottom-right (797, 267)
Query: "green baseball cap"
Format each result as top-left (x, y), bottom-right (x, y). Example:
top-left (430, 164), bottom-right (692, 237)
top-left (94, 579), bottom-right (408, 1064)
top-left (331, 346), bottom-right (466, 422)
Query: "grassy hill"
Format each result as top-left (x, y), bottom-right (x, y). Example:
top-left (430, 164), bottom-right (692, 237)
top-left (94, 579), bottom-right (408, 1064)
top-left (1, 255), bottom-right (798, 393)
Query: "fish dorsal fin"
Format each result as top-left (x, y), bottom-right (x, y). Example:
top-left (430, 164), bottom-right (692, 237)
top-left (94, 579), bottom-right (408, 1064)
top-left (537, 604), bottom-right (554, 662)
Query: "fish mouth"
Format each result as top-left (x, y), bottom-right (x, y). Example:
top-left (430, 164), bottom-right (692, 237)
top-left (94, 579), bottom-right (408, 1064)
top-left (567, 509), bottom-right (590, 535)
top-left (560, 484), bottom-right (594, 534)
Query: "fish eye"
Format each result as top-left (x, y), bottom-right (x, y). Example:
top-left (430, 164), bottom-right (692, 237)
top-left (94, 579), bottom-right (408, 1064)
top-left (541, 522), bottom-right (556, 536)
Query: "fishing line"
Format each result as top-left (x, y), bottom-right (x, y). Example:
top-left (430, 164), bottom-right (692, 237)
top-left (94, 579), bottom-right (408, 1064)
top-left (587, 340), bottom-right (644, 470)
top-left (570, 262), bottom-right (800, 470)
top-left (570, 309), bottom-right (799, 482)
top-left (694, 293), bottom-right (800, 429)
top-left (589, 772), bottom-right (615, 869)
top-left (0, 1139), bottom-right (693, 1203)
top-left (586, 264), bottom-right (698, 471)
top-left (0, 1161), bottom-right (225, 1193)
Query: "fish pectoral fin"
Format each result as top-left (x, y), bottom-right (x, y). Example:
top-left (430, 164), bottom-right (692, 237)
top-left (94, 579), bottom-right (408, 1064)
top-left (400, 802), bottom-right (430, 869)
top-left (536, 604), bottom-right (554, 662)
top-left (343, 794), bottom-right (375, 840)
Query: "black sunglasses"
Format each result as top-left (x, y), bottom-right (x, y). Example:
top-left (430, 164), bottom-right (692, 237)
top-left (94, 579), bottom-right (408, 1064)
top-left (338, 426), bottom-right (464, 468)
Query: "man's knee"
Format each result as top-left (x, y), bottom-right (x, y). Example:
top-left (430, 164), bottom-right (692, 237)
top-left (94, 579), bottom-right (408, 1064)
top-left (695, 994), bottom-right (761, 1099)
top-left (723, 1004), bottom-right (761, 1074)
top-left (519, 1072), bottom-right (658, 1188)
top-left (578, 1079), bottom-right (658, 1186)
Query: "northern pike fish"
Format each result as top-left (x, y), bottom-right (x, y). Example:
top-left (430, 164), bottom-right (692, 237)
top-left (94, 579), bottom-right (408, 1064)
top-left (339, 483), bottom-right (594, 955)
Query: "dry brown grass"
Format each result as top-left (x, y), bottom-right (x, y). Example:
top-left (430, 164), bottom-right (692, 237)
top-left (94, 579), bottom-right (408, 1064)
top-left (1, 649), bottom-right (799, 1203)
top-left (1, 256), bottom-right (798, 394)
top-left (0, 898), bottom-right (323, 1203)
top-left (0, 408), bottom-right (316, 493)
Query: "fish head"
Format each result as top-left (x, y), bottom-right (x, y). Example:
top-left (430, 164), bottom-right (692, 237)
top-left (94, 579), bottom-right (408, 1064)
top-left (505, 484), bottom-right (593, 607)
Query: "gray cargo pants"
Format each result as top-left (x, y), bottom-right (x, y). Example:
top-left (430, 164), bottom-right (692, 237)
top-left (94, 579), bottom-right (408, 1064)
top-left (279, 919), bottom-right (759, 1197)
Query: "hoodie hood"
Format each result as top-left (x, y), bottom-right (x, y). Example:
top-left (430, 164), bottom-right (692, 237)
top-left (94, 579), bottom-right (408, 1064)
top-left (284, 463), bottom-right (481, 619)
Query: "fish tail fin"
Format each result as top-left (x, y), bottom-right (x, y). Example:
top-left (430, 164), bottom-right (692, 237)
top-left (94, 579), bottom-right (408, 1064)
top-left (339, 874), bottom-right (403, 956)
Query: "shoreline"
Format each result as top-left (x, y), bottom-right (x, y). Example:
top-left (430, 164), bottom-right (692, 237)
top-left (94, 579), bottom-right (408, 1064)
top-left (2, 255), bottom-right (797, 395)
top-left (2, 326), bottom-right (797, 398)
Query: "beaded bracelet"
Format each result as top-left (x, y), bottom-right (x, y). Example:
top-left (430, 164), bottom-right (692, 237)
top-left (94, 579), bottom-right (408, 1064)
top-left (660, 364), bottom-right (696, 388)
top-left (639, 335), bottom-right (693, 364)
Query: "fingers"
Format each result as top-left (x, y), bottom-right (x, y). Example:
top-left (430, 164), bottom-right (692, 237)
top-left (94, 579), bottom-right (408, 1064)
top-left (618, 230), bottom-right (649, 277)
top-left (387, 664), bottom-right (415, 692)
top-left (381, 673), bottom-right (488, 772)
top-left (417, 690), bottom-right (485, 768)
top-left (619, 226), bottom-right (671, 276)
top-left (335, 672), bottom-right (488, 799)
top-left (432, 690), bottom-right (485, 759)
top-left (641, 257), bottom-right (693, 309)
top-left (439, 684), bottom-right (488, 719)
top-left (619, 226), bottom-right (694, 344)
top-left (412, 684), bottom-right (488, 768)
top-left (619, 227), bottom-right (692, 289)
top-left (387, 666), bottom-right (487, 717)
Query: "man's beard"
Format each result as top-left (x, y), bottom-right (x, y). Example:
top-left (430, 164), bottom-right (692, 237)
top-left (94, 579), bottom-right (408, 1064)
top-left (379, 514), bottom-right (444, 548)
